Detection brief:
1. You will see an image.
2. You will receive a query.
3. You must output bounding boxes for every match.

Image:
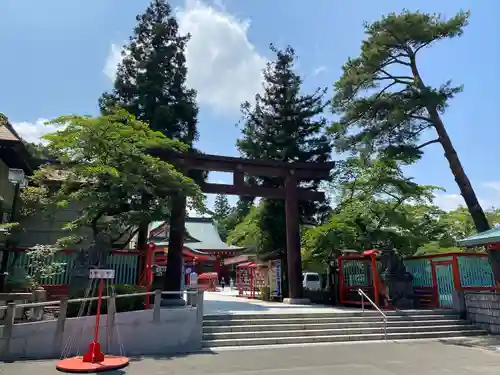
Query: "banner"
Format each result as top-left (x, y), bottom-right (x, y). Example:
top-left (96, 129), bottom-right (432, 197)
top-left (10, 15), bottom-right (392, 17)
top-left (269, 260), bottom-right (282, 297)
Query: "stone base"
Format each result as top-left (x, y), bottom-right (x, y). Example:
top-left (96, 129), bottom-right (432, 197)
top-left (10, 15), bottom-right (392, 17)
top-left (282, 298), bottom-right (311, 305)
top-left (160, 298), bottom-right (186, 307)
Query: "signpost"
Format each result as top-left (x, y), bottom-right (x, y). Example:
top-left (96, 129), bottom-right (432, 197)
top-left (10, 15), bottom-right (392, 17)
top-left (55, 269), bottom-right (130, 373)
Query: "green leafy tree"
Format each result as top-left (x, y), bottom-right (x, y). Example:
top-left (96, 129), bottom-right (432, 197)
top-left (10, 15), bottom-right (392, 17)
top-left (303, 155), bottom-right (445, 264)
top-left (329, 10), bottom-right (488, 234)
top-left (236, 45), bottom-right (333, 259)
top-left (30, 109), bottom-right (203, 251)
top-left (226, 205), bottom-right (271, 251)
top-left (99, 0), bottom-right (201, 292)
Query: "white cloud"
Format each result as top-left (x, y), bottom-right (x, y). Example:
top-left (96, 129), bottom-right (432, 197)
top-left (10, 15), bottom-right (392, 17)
top-left (103, 0), bottom-right (266, 114)
top-left (313, 66), bottom-right (327, 76)
top-left (433, 193), bottom-right (467, 212)
top-left (484, 181), bottom-right (500, 195)
top-left (433, 183), bottom-right (500, 212)
top-left (177, 0), bottom-right (267, 113)
top-left (11, 118), bottom-right (62, 144)
top-left (103, 43), bottom-right (123, 82)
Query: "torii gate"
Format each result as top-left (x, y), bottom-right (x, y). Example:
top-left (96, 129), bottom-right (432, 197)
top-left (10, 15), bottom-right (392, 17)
top-left (150, 150), bottom-right (334, 302)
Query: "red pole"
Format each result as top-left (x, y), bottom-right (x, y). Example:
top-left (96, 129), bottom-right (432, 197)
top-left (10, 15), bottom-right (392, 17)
top-left (82, 278), bottom-right (105, 363)
top-left (371, 255), bottom-right (380, 307)
top-left (93, 279), bottom-right (104, 342)
top-left (338, 258), bottom-right (344, 305)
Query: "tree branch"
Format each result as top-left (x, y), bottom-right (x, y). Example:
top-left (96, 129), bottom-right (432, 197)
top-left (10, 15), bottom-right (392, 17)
top-left (410, 115), bottom-right (433, 123)
top-left (379, 69), bottom-right (414, 86)
top-left (416, 139), bottom-right (440, 149)
top-left (414, 41), bottom-right (433, 54)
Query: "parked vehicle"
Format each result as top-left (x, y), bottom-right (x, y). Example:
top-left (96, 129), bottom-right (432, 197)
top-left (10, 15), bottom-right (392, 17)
top-left (302, 272), bottom-right (321, 291)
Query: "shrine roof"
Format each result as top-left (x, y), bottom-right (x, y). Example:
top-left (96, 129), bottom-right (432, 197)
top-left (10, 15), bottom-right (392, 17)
top-left (149, 217), bottom-right (245, 252)
top-left (457, 226), bottom-right (500, 247)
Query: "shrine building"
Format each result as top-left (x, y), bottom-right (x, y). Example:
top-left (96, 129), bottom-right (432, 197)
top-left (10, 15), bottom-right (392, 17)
top-left (147, 217), bottom-right (245, 282)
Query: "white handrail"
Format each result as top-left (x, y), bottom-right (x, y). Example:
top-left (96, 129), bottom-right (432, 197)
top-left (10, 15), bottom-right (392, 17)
top-left (357, 288), bottom-right (387, 340)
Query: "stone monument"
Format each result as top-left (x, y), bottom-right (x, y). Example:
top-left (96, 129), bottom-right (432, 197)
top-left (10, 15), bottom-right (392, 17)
top-left (69, 233), bottom-right (112, 293)
top-left (378, 244), bottom-right (416, 309)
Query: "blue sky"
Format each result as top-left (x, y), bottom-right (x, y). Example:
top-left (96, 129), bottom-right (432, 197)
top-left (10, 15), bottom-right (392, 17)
top-left (1, 0), bottom-right (499, 212)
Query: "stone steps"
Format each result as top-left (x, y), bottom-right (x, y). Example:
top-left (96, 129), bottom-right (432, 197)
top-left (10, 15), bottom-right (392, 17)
top-left (203, 319), bottom-right (469, 333)
top-left (202, 330), bottom-right (486, 347)
top-left (203, 314), bottom-right (460, 327)
top-left (202, 310), bottom-right (487, 348)
top-left (204, 309), bottom-right (456, 321)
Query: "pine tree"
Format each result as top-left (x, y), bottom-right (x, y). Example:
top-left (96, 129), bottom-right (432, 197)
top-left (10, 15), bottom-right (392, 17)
top-left (237, 44), bottom-right (332, 256)
top-left (99, 0), bottom-right (199, 293)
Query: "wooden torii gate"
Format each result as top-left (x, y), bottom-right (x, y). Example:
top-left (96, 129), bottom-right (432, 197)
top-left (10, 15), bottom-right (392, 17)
top-left (151, 150), bottom-right (335, 302)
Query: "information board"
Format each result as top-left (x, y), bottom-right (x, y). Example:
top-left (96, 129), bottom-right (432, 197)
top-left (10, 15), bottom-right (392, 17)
top-left (269, 260), bottom-right (282, 297)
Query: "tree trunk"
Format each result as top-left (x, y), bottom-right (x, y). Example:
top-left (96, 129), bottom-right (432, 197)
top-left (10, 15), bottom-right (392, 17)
top-left (428, 107), bottom-right (500, 284)
top-left (135, 221), bottom-right (149, 284)
top-left (409, 55), bottom-right (499, 284)
top-left (163, 195), bottom-right (186, 299)
top-left (428, 109), bottom-right (489, 231)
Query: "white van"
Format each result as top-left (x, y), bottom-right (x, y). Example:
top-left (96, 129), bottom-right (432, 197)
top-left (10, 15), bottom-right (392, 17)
top-left (303, 272), bottom-right (321, 291)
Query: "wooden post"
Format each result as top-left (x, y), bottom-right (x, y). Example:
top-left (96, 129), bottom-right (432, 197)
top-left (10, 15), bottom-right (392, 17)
top-left (285, 173), bottom-right (303, 301)
top-left (33, 288), bottom-right (47, 321)
top-left (164, 195), bottom-right (186, 299)
top-left (1, 302), bottom-right (15, 360)
top-left (153, 289), bottom-right (161, 322)
top-left (106, 295), bottom-right (116, 352)
top-left (53, 296), bottom-right (68, 357)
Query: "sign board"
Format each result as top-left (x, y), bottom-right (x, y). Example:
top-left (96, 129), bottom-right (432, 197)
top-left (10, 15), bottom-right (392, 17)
top-left (189, 272), bottom-right (198, 287)
top-left (89, 269), bottom-right (115, 279)
top-left (269, 260), bottom-right (282, 297)
top-left (153, 264), bottom-right (167, 276)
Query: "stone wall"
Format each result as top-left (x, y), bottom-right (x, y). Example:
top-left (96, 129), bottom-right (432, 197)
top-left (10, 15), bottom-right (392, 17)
top-left (1, 306), bottom-right (203, 360)
top-left (465, 291), bottom-right (500, 333)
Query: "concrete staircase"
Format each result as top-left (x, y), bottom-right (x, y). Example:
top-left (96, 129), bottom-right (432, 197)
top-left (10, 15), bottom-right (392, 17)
top-left (202, 310), bottom-right (487, 347)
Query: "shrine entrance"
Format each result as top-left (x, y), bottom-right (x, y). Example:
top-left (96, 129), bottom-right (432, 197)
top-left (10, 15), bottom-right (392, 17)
top-left (151, 150), bottom-right (334, 302)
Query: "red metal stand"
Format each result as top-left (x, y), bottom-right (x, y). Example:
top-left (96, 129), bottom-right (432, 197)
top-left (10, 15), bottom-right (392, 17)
top-left (56, 272), bottom-right (129, 373)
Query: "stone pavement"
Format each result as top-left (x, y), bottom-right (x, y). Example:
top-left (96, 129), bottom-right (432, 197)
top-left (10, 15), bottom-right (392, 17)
top-left (3, 340), bottom-right (500, 375)
top-left (203, 291), bottom-right (351, 315)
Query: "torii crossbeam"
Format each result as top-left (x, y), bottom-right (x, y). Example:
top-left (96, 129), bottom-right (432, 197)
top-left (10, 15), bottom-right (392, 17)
top-left (150, 149), bottom-right (335, 302)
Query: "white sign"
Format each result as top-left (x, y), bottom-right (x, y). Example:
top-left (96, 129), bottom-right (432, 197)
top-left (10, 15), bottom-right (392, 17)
top-left (189, 272), bottom-right (198, 287)
top-left (89, 269), bottom-right (115, 279)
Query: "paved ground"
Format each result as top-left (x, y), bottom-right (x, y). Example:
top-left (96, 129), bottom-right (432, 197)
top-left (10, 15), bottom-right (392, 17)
top-left (203, 290), bottom-right (350, 315)
top-left (3, 340), bottom-right (500, 375)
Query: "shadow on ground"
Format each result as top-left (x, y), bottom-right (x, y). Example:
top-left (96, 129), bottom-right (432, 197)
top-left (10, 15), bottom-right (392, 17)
top-left (438, 336), bottom-right (500, 352)
top-left (128, 349), bottom-right (218, 362)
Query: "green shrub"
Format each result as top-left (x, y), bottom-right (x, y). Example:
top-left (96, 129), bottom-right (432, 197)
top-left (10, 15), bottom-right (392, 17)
top-left (260, 286), bottom-right (270, 301)
top-left (66, 284), bottom-right (146, 318)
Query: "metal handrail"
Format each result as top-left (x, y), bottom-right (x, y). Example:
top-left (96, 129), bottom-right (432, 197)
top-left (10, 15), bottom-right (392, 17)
top-left (358, 288), bottom-right (387, 340)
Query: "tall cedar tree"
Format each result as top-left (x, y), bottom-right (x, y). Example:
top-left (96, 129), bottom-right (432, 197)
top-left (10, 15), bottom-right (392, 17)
top-left (213, 194), bottom-right (233, 241)
top-left (213, 194), bottom-right (232, 222)
top-left (237, 45), bottom-right (332, 258)
top-left (99, 0), bottom-right (199, 293)
top-left (329, 10), bottom-right (500, 283)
